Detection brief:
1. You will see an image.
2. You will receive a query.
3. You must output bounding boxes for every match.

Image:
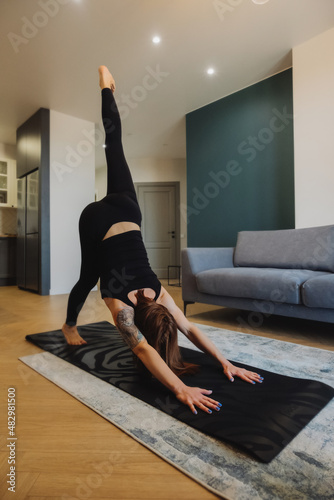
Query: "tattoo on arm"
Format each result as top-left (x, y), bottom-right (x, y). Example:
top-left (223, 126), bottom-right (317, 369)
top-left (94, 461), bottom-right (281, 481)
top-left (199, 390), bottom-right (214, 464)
top-left (115, 307), bottom-right (144, 350)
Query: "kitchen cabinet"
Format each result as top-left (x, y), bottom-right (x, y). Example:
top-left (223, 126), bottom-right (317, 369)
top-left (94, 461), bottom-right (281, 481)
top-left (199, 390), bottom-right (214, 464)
top-left (25, 233), bottom-right (39, 291)
top-left (16, 108), bottom-right (50, 295)
top-left (0, 159), bottom-right (17, 207)
top-left (0, 237), bottom-right (17, 286)
top-left (17, 111), bottom-right (42, 178)
top-left (17, 171), bottom-right (40, 293)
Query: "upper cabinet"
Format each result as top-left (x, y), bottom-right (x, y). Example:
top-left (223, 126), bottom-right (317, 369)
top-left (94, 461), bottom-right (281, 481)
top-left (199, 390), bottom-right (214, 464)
top-left (0, 158), bottom-right (17, 207)
top-left (16, 109), bottom-right (48, 178)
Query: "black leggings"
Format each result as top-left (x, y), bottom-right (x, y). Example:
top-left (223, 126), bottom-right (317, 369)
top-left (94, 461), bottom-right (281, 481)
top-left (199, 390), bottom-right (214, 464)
top-left (65, 88), bottom-right (141, 326)
top-left (102, 88), bottom-right (138, 199)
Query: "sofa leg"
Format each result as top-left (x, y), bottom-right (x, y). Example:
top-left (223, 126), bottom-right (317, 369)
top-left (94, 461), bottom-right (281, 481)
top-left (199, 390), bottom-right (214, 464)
top-left (184, 301), bottom-right (195, 316)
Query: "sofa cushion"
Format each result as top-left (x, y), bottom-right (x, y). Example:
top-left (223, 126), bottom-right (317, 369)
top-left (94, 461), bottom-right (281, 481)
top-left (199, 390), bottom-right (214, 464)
top-left (196, 268), bottom-right (330, 305)
top-left (233, 225), bottom-right (334, 272)
top-left (302, 274), bottom-right (334, 309)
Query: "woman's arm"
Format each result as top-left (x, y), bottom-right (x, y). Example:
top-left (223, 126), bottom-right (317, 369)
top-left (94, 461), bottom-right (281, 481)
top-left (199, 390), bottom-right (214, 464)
top-left (113, 306), bottom-right (222, 415)
top-left (159, 288), bottom-right (263, 384)
top-left (114, 306), bottom-right (145, 349)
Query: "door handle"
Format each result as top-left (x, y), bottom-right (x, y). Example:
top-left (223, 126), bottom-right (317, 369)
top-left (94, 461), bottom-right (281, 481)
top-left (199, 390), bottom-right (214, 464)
top-left (168, 231), bottom-right (175, 234)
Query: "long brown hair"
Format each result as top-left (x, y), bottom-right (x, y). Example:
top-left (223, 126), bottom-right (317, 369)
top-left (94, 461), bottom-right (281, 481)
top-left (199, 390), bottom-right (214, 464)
top-left (134, 289), bottom-right (199, 377)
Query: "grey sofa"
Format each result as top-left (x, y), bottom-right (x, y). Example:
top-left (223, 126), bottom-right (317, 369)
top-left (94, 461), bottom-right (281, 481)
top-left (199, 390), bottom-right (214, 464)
top-left (182, 225), bottom-right (334, 324)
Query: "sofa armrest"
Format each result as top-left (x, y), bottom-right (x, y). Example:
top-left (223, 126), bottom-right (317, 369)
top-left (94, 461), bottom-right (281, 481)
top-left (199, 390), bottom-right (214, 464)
top-left (182, 247), bottom-right (234, 275)
top-left (181, 248), bottom-right (234, 306)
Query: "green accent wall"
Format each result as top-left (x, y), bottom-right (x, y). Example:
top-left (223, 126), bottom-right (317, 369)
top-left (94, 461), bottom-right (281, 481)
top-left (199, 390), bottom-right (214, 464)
top-left (185, 69), bottom-right (295, 247)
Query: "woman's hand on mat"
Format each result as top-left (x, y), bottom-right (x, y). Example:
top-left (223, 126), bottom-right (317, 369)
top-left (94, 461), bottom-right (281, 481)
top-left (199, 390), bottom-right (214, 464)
top-left (223, 362), bottom-right (264, 384)
top-left (175, 386), bottom-right (222, 415)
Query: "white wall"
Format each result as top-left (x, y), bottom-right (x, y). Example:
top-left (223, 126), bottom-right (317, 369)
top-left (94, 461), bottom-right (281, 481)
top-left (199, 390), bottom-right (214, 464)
top-left (49, 110), bottom-right (95, 295)
top-left (95, 157), bottom-right (187, 249)
top-left (293, 27), bottom-right (334, 228)
top-left (0, 142), bottom-right (16, 160)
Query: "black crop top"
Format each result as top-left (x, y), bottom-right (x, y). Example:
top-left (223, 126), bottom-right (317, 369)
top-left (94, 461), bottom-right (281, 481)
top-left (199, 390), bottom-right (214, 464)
top-left (99, 230), bottom-right (161, 307)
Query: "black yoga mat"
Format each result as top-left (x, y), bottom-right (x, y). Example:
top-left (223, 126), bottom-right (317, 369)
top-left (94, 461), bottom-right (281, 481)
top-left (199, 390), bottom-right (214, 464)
top-left (26, 321), bottom-right (334, 463)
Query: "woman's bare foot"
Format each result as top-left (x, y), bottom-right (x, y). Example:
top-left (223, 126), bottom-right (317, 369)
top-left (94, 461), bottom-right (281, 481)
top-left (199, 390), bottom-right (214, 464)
top-left (98, 65), bottom-right (116, 92)
top-left (61, 324), bottom-right (87, 345)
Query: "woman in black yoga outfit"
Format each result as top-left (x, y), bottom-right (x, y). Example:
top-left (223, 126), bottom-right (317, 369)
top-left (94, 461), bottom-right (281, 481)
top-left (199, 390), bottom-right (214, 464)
top-left (62, 66), bottom-right (263, 415)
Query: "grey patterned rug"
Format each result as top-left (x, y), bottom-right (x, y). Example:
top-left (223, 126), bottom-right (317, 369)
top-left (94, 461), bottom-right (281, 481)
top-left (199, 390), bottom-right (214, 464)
top-left (20, 324), bottom-right (334, 500)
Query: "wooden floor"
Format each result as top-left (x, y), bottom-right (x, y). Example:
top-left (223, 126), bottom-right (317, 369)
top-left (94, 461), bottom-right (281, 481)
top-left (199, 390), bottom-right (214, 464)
top-left (1, 284), bottom-right (333, 500)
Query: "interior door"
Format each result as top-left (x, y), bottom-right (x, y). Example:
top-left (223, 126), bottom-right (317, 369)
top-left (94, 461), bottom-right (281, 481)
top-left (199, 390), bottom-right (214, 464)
top-left (137, 183), bottom-right (179, 279)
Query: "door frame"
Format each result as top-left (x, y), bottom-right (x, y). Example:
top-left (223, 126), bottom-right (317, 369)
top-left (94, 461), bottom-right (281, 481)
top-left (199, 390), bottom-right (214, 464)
top-left (135, 181), bottom-right (181, 267)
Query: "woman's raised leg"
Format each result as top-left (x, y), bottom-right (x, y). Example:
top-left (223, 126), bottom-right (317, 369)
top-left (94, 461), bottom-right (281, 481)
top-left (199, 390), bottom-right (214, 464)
top-left (98, 66), bottom-right (137, 199)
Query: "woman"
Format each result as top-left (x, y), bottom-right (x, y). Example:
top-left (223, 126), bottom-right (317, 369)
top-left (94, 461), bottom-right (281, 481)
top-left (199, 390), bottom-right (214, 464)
top-left (62, 66), bottom-right (263, 415)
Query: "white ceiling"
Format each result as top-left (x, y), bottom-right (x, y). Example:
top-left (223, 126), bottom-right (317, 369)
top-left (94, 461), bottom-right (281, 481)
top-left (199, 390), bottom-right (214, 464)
top-left (1, 0), bottom-right (334, 168)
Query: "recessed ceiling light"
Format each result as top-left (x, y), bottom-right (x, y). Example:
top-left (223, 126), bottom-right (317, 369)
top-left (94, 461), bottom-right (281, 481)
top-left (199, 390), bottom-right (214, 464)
top-left (207, 68), bottom-right (215, 75)
top-left (252, 0), bottom-right (270, 4)
top-left (102, 144), bottom-right (106, 148)
top-left (152, 36), bottom-right (161, 44)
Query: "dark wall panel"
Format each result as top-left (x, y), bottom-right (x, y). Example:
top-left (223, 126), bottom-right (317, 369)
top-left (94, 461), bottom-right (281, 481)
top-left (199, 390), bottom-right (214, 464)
top-left (185, 69), bottom-right (295, 247)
